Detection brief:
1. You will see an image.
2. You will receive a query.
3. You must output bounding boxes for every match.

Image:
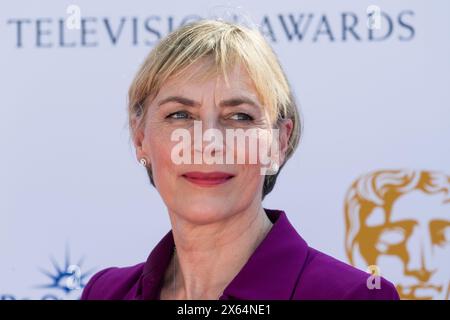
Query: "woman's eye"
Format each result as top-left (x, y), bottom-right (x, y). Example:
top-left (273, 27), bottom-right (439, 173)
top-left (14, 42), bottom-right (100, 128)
top-left (229, 113), bottom-right (254, 121)
top-left (166, 111), bottom-right (191, 120)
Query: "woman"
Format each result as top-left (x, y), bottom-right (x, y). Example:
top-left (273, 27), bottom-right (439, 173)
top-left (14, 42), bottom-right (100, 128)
top-left (81, 19), bottom-right (399, 300)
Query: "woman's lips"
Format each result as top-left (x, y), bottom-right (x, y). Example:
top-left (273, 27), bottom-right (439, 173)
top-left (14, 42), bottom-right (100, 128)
top-left (182, 171), bottom-right (235, 187)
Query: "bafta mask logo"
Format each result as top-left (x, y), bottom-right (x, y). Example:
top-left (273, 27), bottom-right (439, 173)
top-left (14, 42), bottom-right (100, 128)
top-left (344, 170), bottom-right (450, 299)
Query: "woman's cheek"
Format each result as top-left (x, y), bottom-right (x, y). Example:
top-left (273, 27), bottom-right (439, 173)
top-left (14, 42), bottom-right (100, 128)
top-left (156, 140), bottom-right (178, 172)
top-left (226, 130), bottom-right (263, 166)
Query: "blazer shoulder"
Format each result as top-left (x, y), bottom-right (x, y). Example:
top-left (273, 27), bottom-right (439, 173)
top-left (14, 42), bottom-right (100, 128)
top-left (293, 247), bottom-right (399, 300)
top-left (80, 262), bottom-right (145, 300)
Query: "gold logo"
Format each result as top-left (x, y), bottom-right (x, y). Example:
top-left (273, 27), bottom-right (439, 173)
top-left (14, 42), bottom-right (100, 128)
top-left (344, 170), bottom-right (450, 299)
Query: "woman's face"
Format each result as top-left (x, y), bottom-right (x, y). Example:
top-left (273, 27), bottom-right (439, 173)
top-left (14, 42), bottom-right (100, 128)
top-left (134, 59), bottom-right (292, 224)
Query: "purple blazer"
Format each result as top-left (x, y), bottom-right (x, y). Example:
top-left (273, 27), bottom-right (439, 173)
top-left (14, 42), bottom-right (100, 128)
top-left (81, 209), bottom-right (399, 300)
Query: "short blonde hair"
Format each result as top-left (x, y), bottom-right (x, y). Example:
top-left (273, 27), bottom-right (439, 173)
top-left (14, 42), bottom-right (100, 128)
top-left (128, 19), bottom-right (302, 198)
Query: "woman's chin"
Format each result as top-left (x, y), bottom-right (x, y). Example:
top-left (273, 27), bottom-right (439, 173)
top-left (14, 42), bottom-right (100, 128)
top-left (174, 202), bottom-right (234, 225)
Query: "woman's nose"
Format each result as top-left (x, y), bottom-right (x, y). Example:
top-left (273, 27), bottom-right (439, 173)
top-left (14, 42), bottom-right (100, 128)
top-left (200, 110), bottom-right (222, 131)
top-left (192, 115), bottom-right (225, 160)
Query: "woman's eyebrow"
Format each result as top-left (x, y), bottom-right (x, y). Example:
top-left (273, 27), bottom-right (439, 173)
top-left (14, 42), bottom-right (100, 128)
top-left (220, 96), bottom-right (260, 109)
top-left (157, 95), bottom-right (260, 109)
top-left (158, 96), bottom-right (199, 108)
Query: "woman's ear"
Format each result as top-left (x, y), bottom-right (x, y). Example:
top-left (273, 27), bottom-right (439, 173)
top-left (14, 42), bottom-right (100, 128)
top-left (278, 118), bottom-right (293, 165)
top-left (131, 117), bottom-right (147, 162)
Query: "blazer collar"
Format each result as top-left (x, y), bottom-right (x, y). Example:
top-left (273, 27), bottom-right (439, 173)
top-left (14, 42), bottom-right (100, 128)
top-left (139, 208), bottom-right (309, 300)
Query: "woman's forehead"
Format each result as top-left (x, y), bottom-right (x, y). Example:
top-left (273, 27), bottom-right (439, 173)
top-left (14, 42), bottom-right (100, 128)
top-left (161, 59), bottom-right (257, 94)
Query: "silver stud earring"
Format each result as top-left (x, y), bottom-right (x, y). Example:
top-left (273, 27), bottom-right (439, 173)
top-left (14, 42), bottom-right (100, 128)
top-left (139, 158), bottom-right (147, 167)
top-left (271, 161), bottom-right (279, 174)
top-left (263, 160), bottom-right (279, 176)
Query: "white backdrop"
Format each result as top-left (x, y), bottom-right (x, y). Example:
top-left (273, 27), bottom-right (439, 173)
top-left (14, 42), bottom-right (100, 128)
top-left (1, 0), bottom-right (449, 300)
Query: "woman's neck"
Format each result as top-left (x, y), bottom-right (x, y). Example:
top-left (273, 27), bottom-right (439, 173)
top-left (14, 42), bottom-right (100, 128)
top-left (161, 203), bottom-right (273, 300)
